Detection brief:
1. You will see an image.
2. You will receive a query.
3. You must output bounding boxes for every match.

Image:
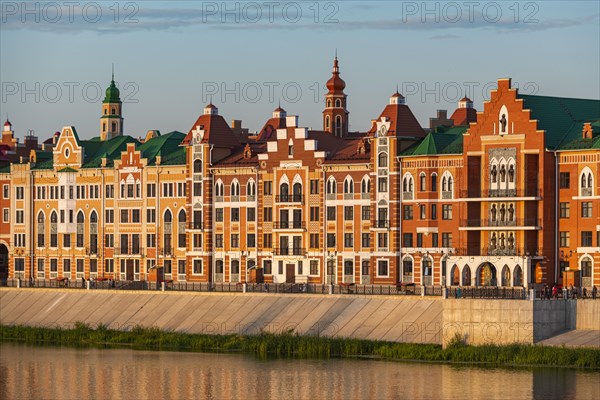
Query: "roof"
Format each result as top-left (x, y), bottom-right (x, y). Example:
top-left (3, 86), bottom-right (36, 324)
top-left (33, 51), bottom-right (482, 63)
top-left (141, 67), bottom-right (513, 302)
top-left (518, 94), bottom-right (600, 150)
top-left (555, 120), bottom-right (600, 151)
top-left (450, 107), bottom-right (477, 126)
top-left (400, 125), bottom-right (467, 156)
top-left (257, 116), bottom-right (287, 142)
top-left (326, 57), bottom-right (346, 93)
top-left (138, 131), bottom-right (186, 165)
top-left (103, 79), bottom-right (121, 104)
top-left (368, 103), bottom-right (426, 138)
top-left (181, 112), bottom-right (240, 148)
top-left (81, 135), bottom-right (138, 168)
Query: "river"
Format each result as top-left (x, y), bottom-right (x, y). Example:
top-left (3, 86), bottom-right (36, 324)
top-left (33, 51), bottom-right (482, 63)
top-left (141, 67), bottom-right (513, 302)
top-left (0, 343), bottom-right (598, 399)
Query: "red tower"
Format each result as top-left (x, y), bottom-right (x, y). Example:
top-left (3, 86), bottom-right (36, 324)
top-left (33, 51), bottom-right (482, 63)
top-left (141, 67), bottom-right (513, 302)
top-left (323, 57), bottom-right (349, 137)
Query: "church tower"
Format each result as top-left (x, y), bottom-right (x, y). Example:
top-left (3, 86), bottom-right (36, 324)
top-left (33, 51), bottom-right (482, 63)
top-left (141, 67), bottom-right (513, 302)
top-left (323, 56), bottom-right (349, 137)
top-left (100, 70), bottom-right (123, 140)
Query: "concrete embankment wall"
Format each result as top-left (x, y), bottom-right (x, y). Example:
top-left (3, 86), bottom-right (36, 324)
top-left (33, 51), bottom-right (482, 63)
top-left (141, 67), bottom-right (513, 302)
top-left (0, 289), bottom-right (444, 344)
top-left (1, 289), bottom-right (598, 347)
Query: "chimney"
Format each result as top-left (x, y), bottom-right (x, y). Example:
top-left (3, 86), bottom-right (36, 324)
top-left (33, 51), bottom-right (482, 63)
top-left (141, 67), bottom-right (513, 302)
top-left (582, 122), bottom-right (593, 140)
top-left (429, 109), bottom-right (453, 129)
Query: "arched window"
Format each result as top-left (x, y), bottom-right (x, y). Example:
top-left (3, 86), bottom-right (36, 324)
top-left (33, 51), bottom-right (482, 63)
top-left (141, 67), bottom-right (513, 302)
top-left (293, 182), bottom-right (302, 202)
top-left (402, 174), bottom-right (414, 193)
top-left (76, 211), bottom-right (85, 248)
top-left (280, 182), bottom-right (289, 201)
top-left (178, 210), bottom-right (186, 248)
top-left (501, 265), bottom-right (511, 287)
top-left (325, 115), bottom-right (330, 129)
top-left (581, 173), bottom-right (587, 188)
top-left (361, 176), bottom-right (370, 195)
top-left (378, 152), bottom-right (388, 168)
top-left (344, 178), bottom-right (354, 194)
top-left (37, 212), bottom-right (45, 248)
top-left (442, 172), bottom-right (454, 198)
top-left (335, 115), bottom-right (342, 137)
top-left (193, 159), bottom-right (202, 173)
top-left (431, 173), bottom-right (438, 192)
top-left (579, 168), bottom-right (594, 197)
top-left (513, 265), bottom-right (523, 286)
top-left (422, 257), bottom-right (433, 286)
top-left (247, 181), bottom-right (256, 198)
top-left (327, 178), bottom-right (336, 194)
top-left (450, 264), bottom-right (459, 286)
top-left (327, 99), bottom-right (332, 108)
top-left (231, 181), bottom-right (240, 197)
top-left (163, 210), bottom-right (172, 254)
top-left (50, 211), bottom-right (58, 247)
top-left (90, 211), bottom-right (98, 254)
top-left (419, 173), bottom-right (426, 192)
top-left (215, 181), bottom-right (224, 198)
top-left (335, 99), bottom-right (341, 108)
top-left (462, 265), bottom-right (471, 286)
top-left (402, 257), bottom-right (413, 283)
top-left (216, 259), bottom-right (224, 274)
top-left (581, 257), bottom-right (592, 288)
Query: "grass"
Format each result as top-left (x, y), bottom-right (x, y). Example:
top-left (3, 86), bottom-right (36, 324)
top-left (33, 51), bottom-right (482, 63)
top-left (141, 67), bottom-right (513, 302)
top-left (1, 323), bottom-right (599, 369)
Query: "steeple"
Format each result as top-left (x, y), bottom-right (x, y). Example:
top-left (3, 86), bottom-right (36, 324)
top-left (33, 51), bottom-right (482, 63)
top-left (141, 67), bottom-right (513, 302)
top-left (323, 55), bottom-right (349, 137)
top-left (100, 67), bottom-right (124, 140)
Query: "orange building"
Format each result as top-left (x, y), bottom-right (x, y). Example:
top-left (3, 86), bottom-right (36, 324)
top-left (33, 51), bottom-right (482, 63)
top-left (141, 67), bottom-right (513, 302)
top-left (2, 60), bottom-right (599, 290)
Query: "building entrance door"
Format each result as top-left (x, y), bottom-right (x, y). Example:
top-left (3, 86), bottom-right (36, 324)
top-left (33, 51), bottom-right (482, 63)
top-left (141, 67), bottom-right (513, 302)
top-left (286, 263), bottom-right (295, 283)
top-left (126, 260), bottom-right (134, 281)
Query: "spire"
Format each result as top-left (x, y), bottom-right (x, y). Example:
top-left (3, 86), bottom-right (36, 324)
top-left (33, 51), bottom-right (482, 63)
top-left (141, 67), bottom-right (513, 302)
top-left (111, 63), bottom-right (114, 82)
top-left (326, 55), bottom-right (346, 93)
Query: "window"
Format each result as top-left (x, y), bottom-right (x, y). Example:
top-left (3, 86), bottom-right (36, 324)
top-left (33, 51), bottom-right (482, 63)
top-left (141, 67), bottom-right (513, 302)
top-left (215, 234), bottom-right (223, 248)
top-left (559, 203), bottom-right (570, 218)
top-left (559, 231), bottom-right (570, 247)
top-left (419, 205), bottom-right (426, 219)
top-left (431, 174), bottom-right (438, 192)
top-left (378, 178), bottom-right (388, 192)
top-left (377, 260), bottom-right (389, 277)
top-left (310, 180), bottom-right (319, 194)
top-left (193, 211), bottom-right (202, 229)
top-left (193, 259), bottom-right (203, 275)
top-left (105, 209), bottom-right (114, 224)
top-left (2, 185), bottom-right (8, 198)
top-left (327, 233), bottom-right (336, 247)
top-left (416, 233), bottom-right (423, 247)
top-left (344, 178), bottom-right (354, 194)
top-left (194, 159), bottom-right (202, 173)
top-left (162, 183), bottom-right (174, 197)
top-left (105, 234), bottom-right (114, 248)
top-left (63, 234), bottom-right (71, 248)
top-left (263, 181), bottom-right (272, 195)
top-left (362, 233), bottom-right (370, 248)
top-left (177, 182), bottom-right (186, 197)
top-left (193, 234), bottom-right (202, 249)
top-left (442, 233), bottom-right (453, 248)
top-left (581, 231), bottom-right (592, 247)
top-left (147, 184), bottom-right (156, 197)
top-left (403, 233), bottom-right (413, 247)
top-left (147, 234), bottom-right (156, 248)
top-left (420, 173), bottom-right (426, 191)
top-left (310, 207), bottom-right (319, 221)
top-left (326, 178), bottom-right (336, 195)
top-left (164, 260), bottom-right (172, 276)
top-left (432, 233), bottom-right (439, 248)
top-left (63, 259), bottom-right (71, 273)
top-left (403, 205), bottom-right (413, 220)
top-left (259, 208), bottom-right (271, 224)
top-left (16, 210), bottom-right (24, 224)
top-left (327, 206), bottom-right (336, 220)
top-left (247, 208), bottom-right (256, 222)
top-left (231, 208), bottom-right (240, 222)
top-left (132, 209), bottom-right (140, 223)
top-left (344, 206), bottom-right (353, 221)
top-left (559, 172), bottom-right (570, 189)
top-left (178, 210), bottom-right (186, 248)
top-left (247, 234), bottom-right (256, 248)
top-left (263, 233), bottom-right (272, 248)
top-left (378, 233), bottom-right (388, 249)
top-left (147, 208), bottom-right (156, 223)
top-left (310, 260), bottom-right (319, 275)
top-left (16, 186), bottom-right (24, 199)
top-left (263, 260), bottom-right (272, 275)
top-left (310, 233), bottom-right (319, 248)
top-left (582, 202), bottom-right (592, 218)
top-left (105, 259), bottom-right (114, 273)
top-left (378, 152), bottom-right (388, 167)
top-left (344, 233), bottom-right (353, 248)
top-left (76, 211), bottom-right (84, 247)
top-left (431, 204), bottom-right (437, 220)
top-left (362, 206), bottom-right (370, 221)
top-left (215, 208), bottom-right (223, 222)
top-left (121, 209), bottom-right (129, 223)
top-left (3, 209), bottom-right (9, 223)
top-left (442, 205), bottom-right (453, 220)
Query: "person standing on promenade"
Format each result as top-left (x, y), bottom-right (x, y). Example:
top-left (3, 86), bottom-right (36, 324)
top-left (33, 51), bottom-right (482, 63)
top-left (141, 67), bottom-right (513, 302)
top-left (592, 285), bottom-right (597, 300)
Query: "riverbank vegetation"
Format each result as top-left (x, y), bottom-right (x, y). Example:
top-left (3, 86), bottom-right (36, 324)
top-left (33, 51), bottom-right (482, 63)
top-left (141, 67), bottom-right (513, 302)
top-left (1, 323), bottom-right (598, 369)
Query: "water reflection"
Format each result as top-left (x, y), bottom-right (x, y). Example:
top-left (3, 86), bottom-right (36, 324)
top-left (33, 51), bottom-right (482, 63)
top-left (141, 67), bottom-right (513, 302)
top-left (0, 343), bottom-right (598, 400)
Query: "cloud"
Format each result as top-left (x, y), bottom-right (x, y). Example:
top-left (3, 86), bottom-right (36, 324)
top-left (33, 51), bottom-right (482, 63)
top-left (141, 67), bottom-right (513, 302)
top-left (1, 2), bottom-right (597, 35)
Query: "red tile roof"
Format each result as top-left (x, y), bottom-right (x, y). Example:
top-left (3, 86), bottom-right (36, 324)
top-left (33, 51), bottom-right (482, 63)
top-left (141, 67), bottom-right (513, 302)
top-left (450, 107), bottom-right (477, 126)
top-left (257, 117), bottom-right (287, 142)
top-left (368, 104), bottom-right (426, 138)
top-left (181, 113), bottom-right (240, 148)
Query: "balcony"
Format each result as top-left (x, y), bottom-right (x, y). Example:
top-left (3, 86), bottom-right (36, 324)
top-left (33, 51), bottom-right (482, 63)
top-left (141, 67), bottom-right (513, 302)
top-left (460, 188), bottom-right (541, 199)
top-left (274, 221), bottom-right (306, 230)
top-left (374, 220), bottom-right (389, 229)
top-left (460, 217), bottom-right (541, 229)
top-left (276, 194), bottom-right (304, 204)
top-left (273, 247), bottom-right (306, 256)
top-left (453, 247), bottom-right (542, 257)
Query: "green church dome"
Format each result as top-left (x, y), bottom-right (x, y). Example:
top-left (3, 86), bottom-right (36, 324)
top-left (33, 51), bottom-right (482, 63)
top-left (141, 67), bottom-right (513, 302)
top-left (103, 76), bottom-right (121, 104)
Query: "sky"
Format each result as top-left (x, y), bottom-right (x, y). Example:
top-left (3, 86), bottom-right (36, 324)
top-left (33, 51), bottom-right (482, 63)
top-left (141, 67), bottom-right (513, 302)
top-left (1, 1), bottom-right (599, 141)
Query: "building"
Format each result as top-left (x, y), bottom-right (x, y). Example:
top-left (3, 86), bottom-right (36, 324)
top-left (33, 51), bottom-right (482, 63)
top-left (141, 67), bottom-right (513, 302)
top-left (1, 59), bottom-right (599, 289)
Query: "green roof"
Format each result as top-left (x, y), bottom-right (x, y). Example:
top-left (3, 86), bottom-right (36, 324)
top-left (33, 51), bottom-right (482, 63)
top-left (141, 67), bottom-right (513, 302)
top-left (57, 167), bottom-right (78, 173)
top-left (81, 135), bottom-right (138, 168)
top-left (103, 78), bottom-right (121, 104)
top-left (400, 125), bottom-right (467, 156)
top-left (518, 94), bottom-right (600, 150)
top-left (138, 131), bottom-right (186, 165)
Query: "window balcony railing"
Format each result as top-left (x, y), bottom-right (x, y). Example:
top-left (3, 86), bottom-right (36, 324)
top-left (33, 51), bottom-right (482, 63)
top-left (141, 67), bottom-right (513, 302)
top-left (460, 217), bottom-right (541, 228)
top-left (402, 192), bottom-right (413, 200)
top-left (453, 247), bottom-right (542, 257)
top-left (581, 187), bottom-right (593, 197)
top-left (273, 247), bottom-right (306, 256)
top-left (274, 221), bottom-right (306, 230)
top-left (276, 194), bottom-right (304, 204)
top-left (361, 193), bottom-right (370, 200)
top-left (375, 220), bottom-right (389, 228)
top-left (460, 188), bottom-right (542, 199)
